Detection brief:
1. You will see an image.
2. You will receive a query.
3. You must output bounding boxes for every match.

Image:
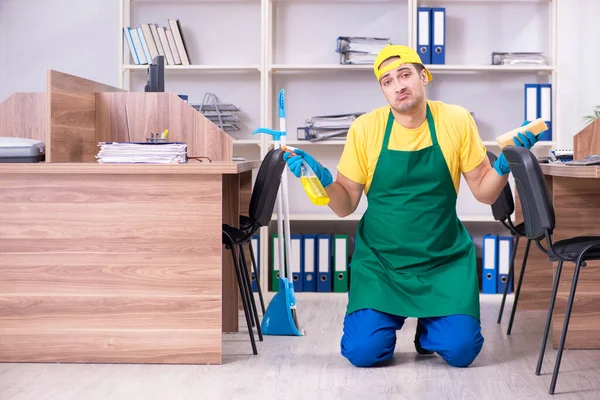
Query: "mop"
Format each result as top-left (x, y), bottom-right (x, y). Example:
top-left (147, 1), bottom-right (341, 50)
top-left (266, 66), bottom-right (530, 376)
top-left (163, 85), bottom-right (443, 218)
top-left (252, 89), bottom-right (304, 336)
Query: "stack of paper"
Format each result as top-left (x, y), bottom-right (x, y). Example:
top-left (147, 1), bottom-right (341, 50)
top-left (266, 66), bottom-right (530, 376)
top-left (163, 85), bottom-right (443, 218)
top-left (96, 142), bottom-right (187, 164)
top-left (336, 37), bottom-right (391, 65)
top-left (297, 113), bottom-right (364, 141)
top-left (491, 52), bottom-right (548, 66)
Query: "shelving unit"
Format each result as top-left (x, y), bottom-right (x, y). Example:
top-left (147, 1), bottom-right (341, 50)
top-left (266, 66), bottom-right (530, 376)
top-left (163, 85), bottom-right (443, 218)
top-left (118, 0), bottom-right (560, 293)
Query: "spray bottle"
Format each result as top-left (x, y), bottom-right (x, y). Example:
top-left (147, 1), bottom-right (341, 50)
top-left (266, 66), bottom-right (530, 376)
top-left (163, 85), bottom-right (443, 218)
top-left (283, 146), bottom-right (330, 206)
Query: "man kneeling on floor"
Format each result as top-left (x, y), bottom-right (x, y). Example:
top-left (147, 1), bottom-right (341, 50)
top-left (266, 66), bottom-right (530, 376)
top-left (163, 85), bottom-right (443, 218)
top-left (283, 44), bottom-right (545, 367)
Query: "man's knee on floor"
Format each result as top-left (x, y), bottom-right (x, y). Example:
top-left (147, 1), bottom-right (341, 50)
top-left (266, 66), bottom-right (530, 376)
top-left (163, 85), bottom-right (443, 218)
top-left (341, 333), bottom-right (395, 368)
top-left (442, 333), bottom-right (484, 368)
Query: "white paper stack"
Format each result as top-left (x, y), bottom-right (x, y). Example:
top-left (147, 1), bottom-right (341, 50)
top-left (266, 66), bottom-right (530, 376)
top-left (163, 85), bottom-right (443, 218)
top-left (96, 142), bottom-right (187, 164)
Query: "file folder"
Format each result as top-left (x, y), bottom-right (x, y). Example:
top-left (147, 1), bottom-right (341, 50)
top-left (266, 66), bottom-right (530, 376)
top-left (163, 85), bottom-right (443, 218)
top-left (270, 234), bottom-right (282, 292)
top-left (251, 234), bottom-right (260, 292)
top-left (333, 234), bottom-right (349, 292)
top-left (538, 83), bottom-right (552, 142)
top-left (497, 236), bottom-right (513, 294)
top-left (482, 234), bottom-right (498, 294)
top-left (431, 8), bottom-right (446, 65)
top-left (524, 83), bottom-right (552, 142)
top-left (524, 83), bottom-right (539, 124)
top-left (302, 234), bottom-right (317, 292)
top-left (317, 234), bottom-right (332, 292)
top-left (417, 8), bottom-right (432, 65)
top-left (291, 234), bottom-right (303, 292)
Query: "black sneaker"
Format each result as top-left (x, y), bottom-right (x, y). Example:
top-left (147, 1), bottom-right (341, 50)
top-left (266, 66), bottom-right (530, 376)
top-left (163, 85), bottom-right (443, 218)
top-left (414, 320), bottom-right (434, 355)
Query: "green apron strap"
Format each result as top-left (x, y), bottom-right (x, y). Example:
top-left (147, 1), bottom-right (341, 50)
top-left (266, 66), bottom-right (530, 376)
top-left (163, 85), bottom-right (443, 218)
top-left (382, 111), bottom-right (395, 150)
top-left (426, 104), bottom-right (438, 146)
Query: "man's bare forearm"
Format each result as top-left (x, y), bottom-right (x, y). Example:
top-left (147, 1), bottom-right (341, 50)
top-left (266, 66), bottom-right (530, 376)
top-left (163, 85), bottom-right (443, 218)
top-left (326, 182), bottom-right (357, 218)
top-left (475, 169), bottom-right (509, 205)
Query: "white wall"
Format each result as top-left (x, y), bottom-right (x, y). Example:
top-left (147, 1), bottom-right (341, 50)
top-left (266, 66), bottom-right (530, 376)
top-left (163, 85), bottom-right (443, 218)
top-left (0, 0), bottom-right (120, 97)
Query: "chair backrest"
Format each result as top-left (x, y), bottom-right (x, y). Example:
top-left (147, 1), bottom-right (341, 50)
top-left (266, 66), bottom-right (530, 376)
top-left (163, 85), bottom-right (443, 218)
top-left (248, 148), bottom-right (286, 227)
top-left (502, 146), bottom-right (555, 241)
top-left (486, 151), bottom-right (515, 222)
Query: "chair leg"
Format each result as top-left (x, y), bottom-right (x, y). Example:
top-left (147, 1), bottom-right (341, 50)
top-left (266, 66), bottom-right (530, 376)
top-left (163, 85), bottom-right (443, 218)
top-left (549, 258), bottom-right (584, 395)
top-left (248, 239), bottom-right (266, 314)
top-left (236, 246), bottom-right (256, 329)
top-left (498, 236), bottom-right (520, 324)
top-left (229, 245), bottom-right (257, 355)
top-left (507, 238), bottom-right (531, 335)
top-left (239, 245), bottom-right (263, 342)
top-left (536, 260), bottom-right (563, 376)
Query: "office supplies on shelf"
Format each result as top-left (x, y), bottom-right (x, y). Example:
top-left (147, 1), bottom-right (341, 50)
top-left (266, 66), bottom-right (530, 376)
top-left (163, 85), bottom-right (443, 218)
top-left (497, 236), bottom-right (513, 294)
top-left (317, 234), bottom-right (332, 292)
top-left (431, 7), bottom-right (446, 65)
top-left (417, 8), bottom-right (432, 64)
top-left (492, 52), bottom-right (548, 66)
top-left (297, 112), bottom-right (364, 141)
top-left (495, 118), bottom-right (548, 148)
top-left (96, 142), bottom-right (187, 164)
top-left (0, 137), bottom-right (45, 163)
top-left (336, 36), bottom-right (390, 65)
top-left (291, 234), bottom-right (304, 292)
top-left (302, 234), bottom-right (317, 292)
top-left (125, 20), bottom-right (189, 66)
top-left (565, 154), bottom-right (600, 166)
top-left (283, 145), bottom-right (330, 206)
top-left (192, 93), bottom-right (242, 133)
top-left (538, 83), bottom-right (552, 141)
top-left (270, 234), bottom-right (282, 292)
top-left (523, 84), bottom-right (553, 142)
top-left (482, 235), bottom-right (498, 294)
top-left (333, 235), bottom-right (349, 292)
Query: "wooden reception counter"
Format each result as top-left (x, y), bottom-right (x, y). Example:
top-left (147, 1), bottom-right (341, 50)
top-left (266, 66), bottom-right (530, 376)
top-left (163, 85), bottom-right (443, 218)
top-left (0, 161), bottom-right (260, 364)
top-left (0, 69), bottom-right (263, 364)
top-left (514, 163), bottom-right (600, 349)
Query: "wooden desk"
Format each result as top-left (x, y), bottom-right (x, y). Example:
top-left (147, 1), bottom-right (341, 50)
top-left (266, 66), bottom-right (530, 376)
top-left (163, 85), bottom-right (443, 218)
top-left (514, 163), bottom-right (600, 349)
top-left (0, 161), bottom-right (260, 364)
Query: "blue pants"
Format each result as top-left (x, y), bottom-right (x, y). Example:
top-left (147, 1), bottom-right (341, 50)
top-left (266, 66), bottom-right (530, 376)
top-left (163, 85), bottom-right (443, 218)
top-left (341, 309), bottom-right (484, 368)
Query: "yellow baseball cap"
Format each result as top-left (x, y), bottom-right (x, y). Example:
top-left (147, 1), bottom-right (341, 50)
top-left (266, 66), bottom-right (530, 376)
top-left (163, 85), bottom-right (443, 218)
top-left (373, 45), bottom-right (433, 83)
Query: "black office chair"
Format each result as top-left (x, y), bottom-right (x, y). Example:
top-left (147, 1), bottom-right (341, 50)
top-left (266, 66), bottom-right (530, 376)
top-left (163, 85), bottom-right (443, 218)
top-left (222, 148), bottom-right (286, 355)
top-left (503, 146), bottom-right (600, 395)
top-left (486, 151), bottom-right (532, 335)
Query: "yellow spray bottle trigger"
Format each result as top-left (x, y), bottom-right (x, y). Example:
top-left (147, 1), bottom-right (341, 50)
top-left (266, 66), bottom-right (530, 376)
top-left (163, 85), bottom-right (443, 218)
top-left (282, 146), bottom-right (330, 207)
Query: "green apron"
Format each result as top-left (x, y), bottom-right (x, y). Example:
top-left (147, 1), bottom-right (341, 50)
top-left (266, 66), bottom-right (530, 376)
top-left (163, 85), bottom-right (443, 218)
top-left (347, 103), bottom-right (480, 320)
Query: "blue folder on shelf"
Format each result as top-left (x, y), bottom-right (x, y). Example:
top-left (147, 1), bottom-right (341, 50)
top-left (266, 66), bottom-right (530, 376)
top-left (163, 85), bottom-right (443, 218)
top-left (524, 83), bottom-right (552, 142)
top-left (317, 234), bottom-right (332, 292)
top-left (417, 7), bottom-right (432, 64)
top-left (302, 234), bottom-right (317, 292)
top-left (431, 7), bottom-right (446, 65)
top-left (482, 234), bottom-right (498, 294)
top-left (497, 236), bottom-right (513, 294)
top-left (291, 234), bottom-right (304, 292)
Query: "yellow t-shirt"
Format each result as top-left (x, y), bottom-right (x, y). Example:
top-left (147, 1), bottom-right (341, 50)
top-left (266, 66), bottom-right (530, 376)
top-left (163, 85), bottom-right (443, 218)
top-left (337, 100), bottom-right (487, 195)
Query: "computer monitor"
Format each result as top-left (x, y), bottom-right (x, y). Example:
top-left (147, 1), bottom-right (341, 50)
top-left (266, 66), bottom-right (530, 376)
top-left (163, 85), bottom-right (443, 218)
top-left (144, 55), bottom-right (165, 92)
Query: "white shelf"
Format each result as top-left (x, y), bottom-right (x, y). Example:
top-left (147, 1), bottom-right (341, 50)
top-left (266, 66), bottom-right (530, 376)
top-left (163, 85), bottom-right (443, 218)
top-left (233, 139), bottom-right (261, 145)
top-left (267, 140), bottom-right (556, 147)
top-left (122, 64), bottom-right (261, 72)
top-left (269, 64), bottom-right (554, 73)
top-left (482, 140), bottom-right (555, 147)
top-left (272, 212), bottom-right (495, 222)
